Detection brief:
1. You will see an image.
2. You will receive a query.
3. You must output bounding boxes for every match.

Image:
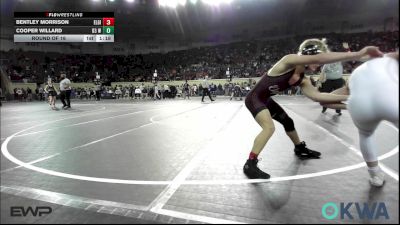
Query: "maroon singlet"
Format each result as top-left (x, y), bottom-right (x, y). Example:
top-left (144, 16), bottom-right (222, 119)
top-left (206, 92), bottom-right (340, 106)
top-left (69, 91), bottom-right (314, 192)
top-left (245, 69), bottom-right (304, 117)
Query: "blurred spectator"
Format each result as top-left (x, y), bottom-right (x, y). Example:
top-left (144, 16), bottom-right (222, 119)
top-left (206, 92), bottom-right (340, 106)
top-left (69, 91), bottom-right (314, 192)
top-left (3, 31), bottom-right (396, 84)
top-left (26, 87), bottom-right (32, 101)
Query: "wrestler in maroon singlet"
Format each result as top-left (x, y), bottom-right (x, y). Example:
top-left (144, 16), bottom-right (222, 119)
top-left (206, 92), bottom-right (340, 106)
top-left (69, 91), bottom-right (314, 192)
top-left (245, 69), bottom-right (304, 118)
top-left (242, 41), bottom-right (382, 179)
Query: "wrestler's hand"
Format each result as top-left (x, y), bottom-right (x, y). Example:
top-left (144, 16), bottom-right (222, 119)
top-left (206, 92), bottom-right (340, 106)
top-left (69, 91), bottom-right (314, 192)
top-left (358, 46), bottom-right (384, 58)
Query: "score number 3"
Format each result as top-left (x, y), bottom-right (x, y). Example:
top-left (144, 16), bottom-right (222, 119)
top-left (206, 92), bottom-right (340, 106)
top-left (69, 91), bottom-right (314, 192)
top-left (102, 18), bottom-right (114, 26)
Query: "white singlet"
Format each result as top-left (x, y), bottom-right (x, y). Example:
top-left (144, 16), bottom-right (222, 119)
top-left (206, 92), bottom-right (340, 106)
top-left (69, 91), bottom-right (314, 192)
top-left (348, 56), bottom-right (399, 162)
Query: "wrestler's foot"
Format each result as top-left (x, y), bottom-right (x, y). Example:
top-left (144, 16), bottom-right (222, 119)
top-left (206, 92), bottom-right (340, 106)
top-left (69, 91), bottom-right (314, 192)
top-left (243, 159), bottom-right (270, 179)
top-left (294, 141), bottom-right (321, 159)
top-left (368, 167), bottom-right (385, 187)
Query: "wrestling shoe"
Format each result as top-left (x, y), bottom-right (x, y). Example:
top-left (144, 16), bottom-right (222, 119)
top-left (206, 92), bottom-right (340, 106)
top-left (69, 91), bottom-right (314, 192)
top-left (243, 159), bottom-right (270, 179)
top-left (368, 168), bottom-right (385, 187)
top-left (294, 141), bottom-right (321, 159)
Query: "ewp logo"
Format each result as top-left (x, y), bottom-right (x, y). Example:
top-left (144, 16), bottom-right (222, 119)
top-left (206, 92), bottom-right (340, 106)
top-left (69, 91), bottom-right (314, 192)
top-left (322, 202), bottom-right (389, 220)
top-left (10, 206), bottom-right (52, 217)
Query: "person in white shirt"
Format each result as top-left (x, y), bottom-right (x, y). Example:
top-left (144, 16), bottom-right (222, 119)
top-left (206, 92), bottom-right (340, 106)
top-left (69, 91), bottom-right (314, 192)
top-left (245, 85), bottom-right (251, 95)
top-left (134, 86), bottom-right (142, 99)
top-left (192, 85), bottom-right (198, 96)
top-left (115, 87), bottom-right (122, 99)
top-left (59, 73), bottom-right (72, 109)
top-left (201, 75), bottom-right (215, 102)
top-left (154, 84), bottom-right (160, 100)
top-left (319, 40), bottom-right (348, 115)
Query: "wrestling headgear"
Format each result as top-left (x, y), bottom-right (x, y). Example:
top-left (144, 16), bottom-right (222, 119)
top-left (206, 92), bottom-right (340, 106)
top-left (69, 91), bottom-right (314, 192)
top-left (301, 44), bottom-right (323, 55)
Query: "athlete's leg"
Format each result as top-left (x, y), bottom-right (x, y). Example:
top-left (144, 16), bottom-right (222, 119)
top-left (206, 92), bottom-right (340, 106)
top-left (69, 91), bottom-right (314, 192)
top-left (266, 98), bottom-right (321, 158)
top-left (243, 108), bottom-right (275, 179)
top-left (250, 109), bottom-right (275, 155)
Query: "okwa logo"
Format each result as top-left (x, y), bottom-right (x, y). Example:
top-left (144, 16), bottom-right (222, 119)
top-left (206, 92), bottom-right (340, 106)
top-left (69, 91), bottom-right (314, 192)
top-left (321, 202), bottom-right (389, 220)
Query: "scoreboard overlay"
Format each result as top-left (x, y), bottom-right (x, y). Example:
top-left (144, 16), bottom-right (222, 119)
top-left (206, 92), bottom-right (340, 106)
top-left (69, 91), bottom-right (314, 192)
top-left (14, 12), bottom-right (114, 43)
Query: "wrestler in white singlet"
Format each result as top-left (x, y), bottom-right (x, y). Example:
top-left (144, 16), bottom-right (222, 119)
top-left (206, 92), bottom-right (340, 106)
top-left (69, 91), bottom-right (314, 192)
top-left (347, 56), bottom-right (399, 186)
